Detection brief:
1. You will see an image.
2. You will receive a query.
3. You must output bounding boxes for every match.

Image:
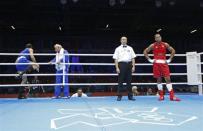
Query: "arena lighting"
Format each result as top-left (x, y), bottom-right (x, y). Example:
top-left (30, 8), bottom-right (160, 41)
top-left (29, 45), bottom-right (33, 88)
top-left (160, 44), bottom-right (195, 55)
top-left (156, 28), bottom-right (162, 32)
top-left (109, 0), bottom-right (116, 6)
top-left (11, 25), bottom-right (15, 30)
top-left (106, 24), bottom-right (109, 28)
top-left (60, 0), bottom-right (67, 5)
top-left (190, 29), bottom-right (197, 34)
top-left (200, 1), bottom-right (203, 8)
top-left (119, 0), bottom-right (125, 5)
top-left (169, 0), bottom-right (176, 6)
top-left (58, 26), bottom-right (62, 31)
top-left (155, 0), bottom-right (162, 8)
top-left (72, 0), bottom-right (79, 3)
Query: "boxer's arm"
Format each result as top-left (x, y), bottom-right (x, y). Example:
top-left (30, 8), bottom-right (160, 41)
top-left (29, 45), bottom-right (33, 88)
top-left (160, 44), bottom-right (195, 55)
top-left (15, 58), bottom-right (18, 63)
top-left (143, 44), bottom-right (154, 62)
top-left (29, 48), bottom-right (37, 63)
top-left (29, 48), bottom-right (39, 70)
top-left (165, 43), bottom-right (175, 62)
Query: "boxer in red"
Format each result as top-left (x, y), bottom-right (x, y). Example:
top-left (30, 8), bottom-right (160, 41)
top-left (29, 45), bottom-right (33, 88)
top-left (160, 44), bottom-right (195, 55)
top-left (143, 34), bottom-right (180, 101)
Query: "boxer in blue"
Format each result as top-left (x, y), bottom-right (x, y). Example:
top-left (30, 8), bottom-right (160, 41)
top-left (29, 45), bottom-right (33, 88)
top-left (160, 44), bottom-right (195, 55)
top-left (50, 44), bottom-right (70, 99)
top-left (15, 43), bottom-right (39, 99)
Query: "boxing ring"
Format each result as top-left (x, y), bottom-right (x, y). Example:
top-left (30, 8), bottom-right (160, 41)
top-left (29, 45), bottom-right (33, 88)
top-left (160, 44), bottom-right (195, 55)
top-left (0, 52), bottom-right (203, 131)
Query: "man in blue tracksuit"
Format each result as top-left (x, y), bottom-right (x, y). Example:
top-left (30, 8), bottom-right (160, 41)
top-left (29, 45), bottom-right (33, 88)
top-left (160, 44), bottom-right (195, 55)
top-left (50, 44), bottom-right (69, 99)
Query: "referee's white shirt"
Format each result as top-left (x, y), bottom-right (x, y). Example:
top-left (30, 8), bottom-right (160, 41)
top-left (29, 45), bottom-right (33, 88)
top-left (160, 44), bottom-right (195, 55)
top-left (113, 44), bottom-right (136, 62)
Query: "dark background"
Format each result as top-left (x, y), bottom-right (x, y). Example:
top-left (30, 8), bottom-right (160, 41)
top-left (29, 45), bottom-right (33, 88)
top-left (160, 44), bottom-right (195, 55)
top-left (0, 0), bottom-right (202, 53)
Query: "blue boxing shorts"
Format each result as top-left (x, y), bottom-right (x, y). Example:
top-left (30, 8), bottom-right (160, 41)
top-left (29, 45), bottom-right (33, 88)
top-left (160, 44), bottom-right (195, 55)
top-left (16, 56), bottom-right (31, 72)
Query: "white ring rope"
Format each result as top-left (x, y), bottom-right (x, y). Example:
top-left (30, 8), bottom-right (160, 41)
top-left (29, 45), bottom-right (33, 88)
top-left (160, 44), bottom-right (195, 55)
top-left (0, 53), bottom-right (186, 57)
top-left (199, 52), bottom-right (203, 55)
top-left (0, 62), bottom-right (187, 66)
top-left (0, 53), bottom-right (189, 66)
top-left (0, 83), bottom-right (197, 87)
top-left (0, 73), bottom-right (188, 77)
top-left (0, 53), bottom-right (201, 88)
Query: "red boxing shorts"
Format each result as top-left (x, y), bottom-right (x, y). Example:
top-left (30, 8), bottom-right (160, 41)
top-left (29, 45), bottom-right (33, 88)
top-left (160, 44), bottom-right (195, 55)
top-left (153, 63), bottom-right (170, 78)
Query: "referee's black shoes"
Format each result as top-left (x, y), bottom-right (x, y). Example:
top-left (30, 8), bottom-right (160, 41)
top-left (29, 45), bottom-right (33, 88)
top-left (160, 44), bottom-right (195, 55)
top-left (128, 94), bottom-right (136, 101)
top-left (117, 95), bottom-right (122, 101)
top-left (117, 95), bottom-right (136, 101)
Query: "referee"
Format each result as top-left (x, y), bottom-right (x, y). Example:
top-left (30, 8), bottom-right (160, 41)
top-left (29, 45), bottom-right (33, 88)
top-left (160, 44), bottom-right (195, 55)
top-left (113, 36), bottom-right (136, 101)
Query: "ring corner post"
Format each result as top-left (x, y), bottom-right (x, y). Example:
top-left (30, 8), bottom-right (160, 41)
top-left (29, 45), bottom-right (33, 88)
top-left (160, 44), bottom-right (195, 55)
top-left (198, 53), bottom-right (203, 96)
top-left (186, 52), bottom-right (203, 96)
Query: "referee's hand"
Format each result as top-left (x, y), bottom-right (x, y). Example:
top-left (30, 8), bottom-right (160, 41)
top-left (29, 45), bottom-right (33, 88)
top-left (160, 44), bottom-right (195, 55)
top-left (116, 68), bottom-right (120, 74)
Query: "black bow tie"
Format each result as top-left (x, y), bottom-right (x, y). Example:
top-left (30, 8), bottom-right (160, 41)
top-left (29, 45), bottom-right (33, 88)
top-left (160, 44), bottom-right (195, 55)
top-left (123, 45), bottom-right (127, 48)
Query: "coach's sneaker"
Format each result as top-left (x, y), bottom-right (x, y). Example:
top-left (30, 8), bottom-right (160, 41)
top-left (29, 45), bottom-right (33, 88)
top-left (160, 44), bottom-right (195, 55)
top-left (158, 90), bottom-right (164, 101)
top-left (62, 96), bottom-right (70, 99)
top-left (169, 90), bottom-right (181, 101)
top-left (52, 96), bottom-right (61, 99)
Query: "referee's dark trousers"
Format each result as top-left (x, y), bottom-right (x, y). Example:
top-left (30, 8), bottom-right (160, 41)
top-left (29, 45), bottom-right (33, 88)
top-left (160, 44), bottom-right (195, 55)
top-left (118, 62), bottom-right (133, 98)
